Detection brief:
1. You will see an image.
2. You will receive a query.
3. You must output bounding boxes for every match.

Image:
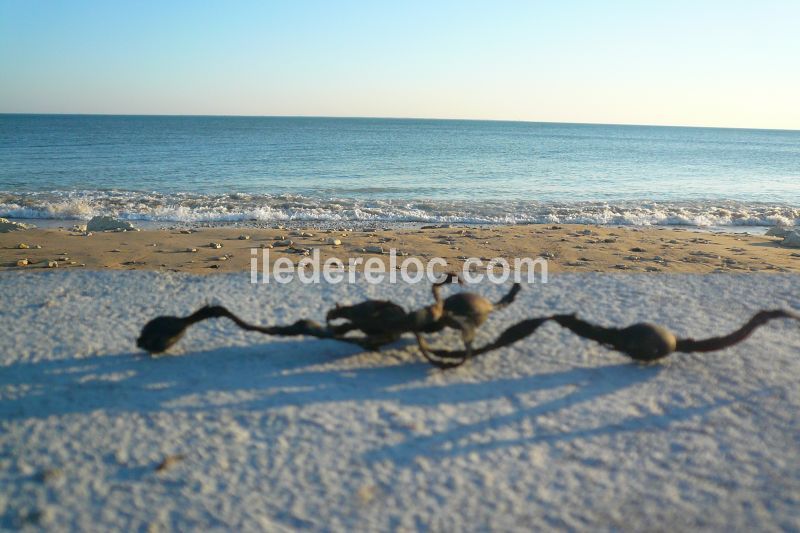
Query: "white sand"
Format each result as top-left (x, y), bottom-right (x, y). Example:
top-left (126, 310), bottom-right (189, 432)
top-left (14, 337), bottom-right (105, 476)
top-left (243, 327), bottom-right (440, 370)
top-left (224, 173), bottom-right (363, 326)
top-left (1, 272), bottom-right (799, 531)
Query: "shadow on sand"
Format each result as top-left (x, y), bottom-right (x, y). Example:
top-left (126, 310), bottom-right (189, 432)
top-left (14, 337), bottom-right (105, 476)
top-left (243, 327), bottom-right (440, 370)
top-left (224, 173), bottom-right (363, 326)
top-left (0, 340), bottom-right (742, 465)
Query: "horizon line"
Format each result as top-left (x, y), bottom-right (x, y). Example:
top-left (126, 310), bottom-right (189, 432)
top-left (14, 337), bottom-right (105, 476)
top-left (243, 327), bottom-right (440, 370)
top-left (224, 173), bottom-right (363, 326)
top-left (0, 112), bottom-right (797, 133)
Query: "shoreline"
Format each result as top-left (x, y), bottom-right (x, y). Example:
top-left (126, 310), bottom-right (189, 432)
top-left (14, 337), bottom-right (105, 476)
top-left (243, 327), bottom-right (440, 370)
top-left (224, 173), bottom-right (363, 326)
top-left (2, 223), bottom-right (799, 274)
top-left (2, 216), bottom-right (778, 235)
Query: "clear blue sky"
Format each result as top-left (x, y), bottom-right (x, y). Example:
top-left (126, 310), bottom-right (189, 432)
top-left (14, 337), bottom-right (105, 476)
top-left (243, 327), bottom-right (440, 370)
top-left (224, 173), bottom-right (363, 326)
top-left (1, 0), bottom-right (798, 129)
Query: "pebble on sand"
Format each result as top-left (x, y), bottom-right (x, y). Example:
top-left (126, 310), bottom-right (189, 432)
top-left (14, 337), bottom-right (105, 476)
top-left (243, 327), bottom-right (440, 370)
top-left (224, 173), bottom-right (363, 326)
top-left (780, 230), bottom-right (800, 248)
top-left (86, 216), bottom-right (137, 232)
top-left (0, 217), bottom-right (35, 233)
top-left (765, 226), bottom-right (791, 238)
top-left (155, 454), bottom-right (185, 473)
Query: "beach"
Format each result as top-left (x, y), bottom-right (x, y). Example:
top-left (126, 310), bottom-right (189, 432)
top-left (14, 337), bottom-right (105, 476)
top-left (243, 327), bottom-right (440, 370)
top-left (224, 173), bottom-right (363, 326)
top-left (2, 116), bottom-right (799, 530)
top-left (3, 223), bottom-right (800, 274)
top-left (2, 221), bottom-right (800, 530)
top-left (1, 270), bottom-right (799, 530)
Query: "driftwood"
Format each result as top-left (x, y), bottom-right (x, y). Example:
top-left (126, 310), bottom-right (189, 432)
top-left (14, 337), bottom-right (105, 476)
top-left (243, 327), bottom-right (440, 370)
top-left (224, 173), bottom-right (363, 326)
top-left (137, 279), bottom-right (799, 369)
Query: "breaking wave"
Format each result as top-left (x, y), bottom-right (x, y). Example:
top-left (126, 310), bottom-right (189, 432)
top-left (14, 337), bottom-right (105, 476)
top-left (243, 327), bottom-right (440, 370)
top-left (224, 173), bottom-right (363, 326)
top-left (0, 190), bottom-right (798, 227)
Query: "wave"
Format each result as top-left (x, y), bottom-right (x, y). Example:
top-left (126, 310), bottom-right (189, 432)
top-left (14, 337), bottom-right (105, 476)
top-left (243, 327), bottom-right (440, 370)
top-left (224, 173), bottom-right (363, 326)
top-left (0, 190), bottom-right (798, 227)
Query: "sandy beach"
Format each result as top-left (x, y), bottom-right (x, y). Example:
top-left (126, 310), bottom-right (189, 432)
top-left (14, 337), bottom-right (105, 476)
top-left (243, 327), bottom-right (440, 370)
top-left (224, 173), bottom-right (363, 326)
top-left (3, 222), bottom-right (800, 529)
top-left (3, 223), bottom-right (800, 274)
top-left (1, 271), bottom-right (799, 530)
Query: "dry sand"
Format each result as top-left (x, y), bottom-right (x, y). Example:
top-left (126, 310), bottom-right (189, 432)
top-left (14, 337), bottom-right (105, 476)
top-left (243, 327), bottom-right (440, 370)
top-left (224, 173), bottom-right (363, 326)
top-left (2, 271), bottom-right (799, 530)
top-left (2, 224), bottom-right (800, 274)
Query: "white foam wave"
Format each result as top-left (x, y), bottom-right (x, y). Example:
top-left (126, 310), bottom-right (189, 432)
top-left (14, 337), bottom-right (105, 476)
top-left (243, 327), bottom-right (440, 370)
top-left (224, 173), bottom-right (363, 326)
top-left (0, 191), bottom-right (797, 227)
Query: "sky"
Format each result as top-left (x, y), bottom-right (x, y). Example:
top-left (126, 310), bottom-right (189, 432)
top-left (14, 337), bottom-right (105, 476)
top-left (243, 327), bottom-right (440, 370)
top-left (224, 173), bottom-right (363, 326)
top-left (1, 0), bottom-right (798, 129)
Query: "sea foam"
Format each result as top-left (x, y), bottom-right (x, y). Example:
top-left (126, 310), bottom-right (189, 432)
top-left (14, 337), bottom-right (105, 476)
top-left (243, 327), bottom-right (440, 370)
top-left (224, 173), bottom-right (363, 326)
top-left (0, 190), bottom-right (797, 227)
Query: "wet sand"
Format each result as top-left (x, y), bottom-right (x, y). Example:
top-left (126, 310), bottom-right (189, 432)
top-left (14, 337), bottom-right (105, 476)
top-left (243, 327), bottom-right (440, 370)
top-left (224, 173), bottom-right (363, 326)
top-left (2, 224), bottom-right (799, 274)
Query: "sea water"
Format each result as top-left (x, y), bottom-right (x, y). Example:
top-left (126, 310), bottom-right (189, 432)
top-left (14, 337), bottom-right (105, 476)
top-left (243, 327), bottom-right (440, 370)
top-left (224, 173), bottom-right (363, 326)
top-left (1, 114), bottom-right (798, 226)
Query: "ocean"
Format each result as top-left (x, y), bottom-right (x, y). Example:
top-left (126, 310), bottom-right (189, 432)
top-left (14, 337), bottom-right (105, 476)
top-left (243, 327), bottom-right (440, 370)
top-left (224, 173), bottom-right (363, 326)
top-left (1, 114), bottom-right (798, 227)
